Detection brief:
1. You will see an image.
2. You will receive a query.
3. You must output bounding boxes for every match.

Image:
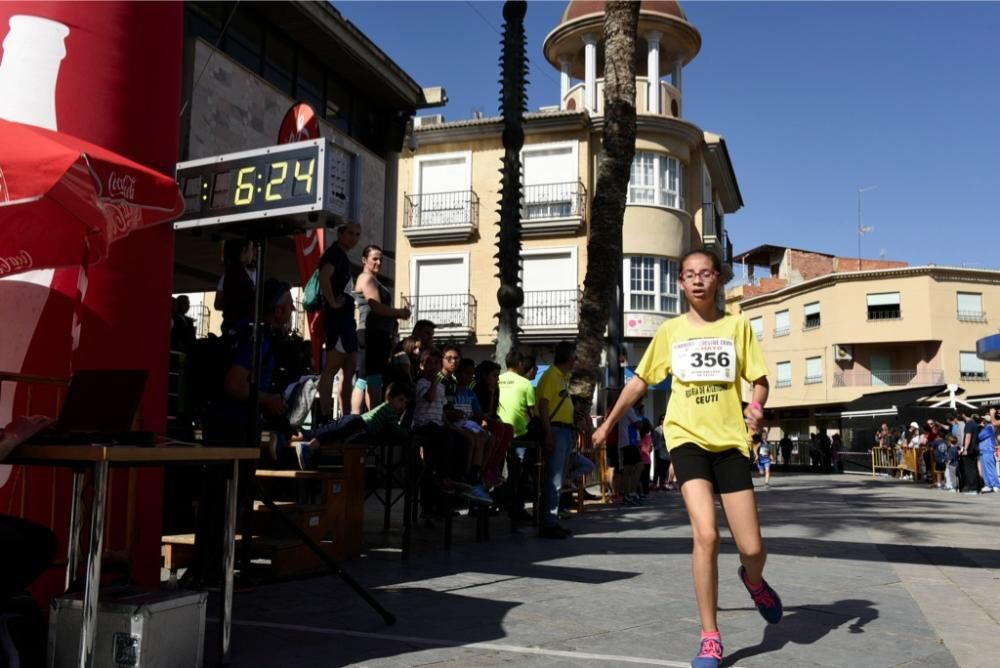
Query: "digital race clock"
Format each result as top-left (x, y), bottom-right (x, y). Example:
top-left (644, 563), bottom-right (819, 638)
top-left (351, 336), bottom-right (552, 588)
top-left (173, 138), bottom-right (358, 231)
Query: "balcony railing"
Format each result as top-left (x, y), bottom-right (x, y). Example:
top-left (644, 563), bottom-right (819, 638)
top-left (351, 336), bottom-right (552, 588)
top-left (775, 378), bottom-right (792, 388)
top-left (804, 375), bottom-right (823, 385)
top-left (803, 317), bottom-right (821, 330)
top-left (402, 293), bottom-right (476, 333)
top-left (522, 289), bottom-right (580, 328)
top-left (867, 307), bottom-right (901, 321)
top-left (773, 326), bottom-right (790, 337)
top-left (522, 182), bottom-right (586, 220)
top-left (957, 310), bottom-right (987, 323)
top-left (960, 371), bottom-right (989, 382)
top-left (404, 190), bottom-right (479, 229)
top-left (833, 369), bottom-right (945, 387)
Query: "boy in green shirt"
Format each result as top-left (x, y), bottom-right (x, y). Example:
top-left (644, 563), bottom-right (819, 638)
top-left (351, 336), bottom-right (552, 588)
top-left (294, 381), bottom-right (410, 470)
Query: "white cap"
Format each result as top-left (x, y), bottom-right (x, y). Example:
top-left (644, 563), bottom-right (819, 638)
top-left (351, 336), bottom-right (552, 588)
top-left (909, 422), bottom-right (919, 430)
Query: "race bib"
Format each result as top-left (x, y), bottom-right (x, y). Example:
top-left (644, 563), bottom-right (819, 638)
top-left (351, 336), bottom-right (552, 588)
top-left (672, 338), bottom-right (736, 383)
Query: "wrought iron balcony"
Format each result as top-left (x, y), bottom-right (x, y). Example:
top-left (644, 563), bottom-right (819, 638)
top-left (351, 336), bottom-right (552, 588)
top-left (521, 181), bottom-right (586, 237)
top-left (866, 307), bottom-right (901, 321)
top-left (403, 190), bottom-right (478, 243)
top-left (957, 310), bottom-right (987, 323)
top-left (522, 289), bottom-right (580, 329)
top-left (402, 293), bottom-right (477, 336)
top-left (833, 369), bottom-right (945, 387)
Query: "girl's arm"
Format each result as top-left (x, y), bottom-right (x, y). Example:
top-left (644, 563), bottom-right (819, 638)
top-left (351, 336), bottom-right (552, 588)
top-left (744, 377), bottom-right (769, 432)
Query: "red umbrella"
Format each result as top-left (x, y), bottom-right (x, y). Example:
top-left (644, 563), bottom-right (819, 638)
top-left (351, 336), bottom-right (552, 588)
top-left (0, 118), bottom-right (183, 277)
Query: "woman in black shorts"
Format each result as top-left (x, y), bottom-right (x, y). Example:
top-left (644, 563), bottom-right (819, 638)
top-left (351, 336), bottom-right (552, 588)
top-left (350, 244), bottom-right (410, 413)
top-left (594, 250), bottom-right (783, 668)
top-left (317, 223), bottom-right (361, 421)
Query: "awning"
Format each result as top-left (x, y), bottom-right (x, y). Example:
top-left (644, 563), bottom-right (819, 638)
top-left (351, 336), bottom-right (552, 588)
top-left (976, 333), bottom-right (1000, 361)
top-left (841, 385), bottom-right (948, 419)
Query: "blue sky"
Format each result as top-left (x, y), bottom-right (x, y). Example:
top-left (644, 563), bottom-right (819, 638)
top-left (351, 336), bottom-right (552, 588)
top-left (337, 1), bottom-right (1000, 269)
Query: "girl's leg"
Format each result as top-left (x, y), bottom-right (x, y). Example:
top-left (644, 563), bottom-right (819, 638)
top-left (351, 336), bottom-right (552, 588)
top-left (764, 464), bottom-right (770, 485)
top-left (680, 479), bottom-right (720, 633)
top-left (719, 489), bottom-right (766, 585)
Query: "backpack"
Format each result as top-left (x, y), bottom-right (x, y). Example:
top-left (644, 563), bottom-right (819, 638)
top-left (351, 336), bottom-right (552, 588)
top-left (303, 269), bottom-right (323, 312)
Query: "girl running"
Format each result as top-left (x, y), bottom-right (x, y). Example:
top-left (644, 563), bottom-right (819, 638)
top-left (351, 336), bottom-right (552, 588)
top-left (594, 249), bottom-right (782, 668)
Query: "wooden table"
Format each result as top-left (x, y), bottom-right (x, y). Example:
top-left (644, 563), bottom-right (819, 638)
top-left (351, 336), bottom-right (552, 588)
top-left (9, 443), bottom-right (259, 668)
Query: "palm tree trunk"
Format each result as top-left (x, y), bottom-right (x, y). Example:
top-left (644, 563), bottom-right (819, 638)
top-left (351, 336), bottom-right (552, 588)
top-left (569, 0), bottom-right (640, 420)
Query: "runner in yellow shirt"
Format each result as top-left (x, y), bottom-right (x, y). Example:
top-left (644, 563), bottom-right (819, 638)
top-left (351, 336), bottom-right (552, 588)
top-left (594, 249), bottom-right (782, 668)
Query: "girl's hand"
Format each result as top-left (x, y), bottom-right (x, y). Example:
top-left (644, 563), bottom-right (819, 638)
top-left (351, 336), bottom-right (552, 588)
top-left (744, 404), bottom-right (763, 432)
top-left (592, 424), bottom-right (609, 447)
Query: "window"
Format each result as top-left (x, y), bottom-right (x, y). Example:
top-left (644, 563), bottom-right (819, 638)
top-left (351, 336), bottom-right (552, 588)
top-left (263, 29), bottom-right (295, 95)
top-left (623, 256), bottom-right (679, 314)
top-left (627, 151), bottom-right (685, 209)
top-left (776, 361), bottom-right (792, 388)
top-left (804, 302), bottom-right (821, 329)
top-left (866, 292), bottom-right (901, 320)
top-left (522, 143), bottom-right (579, 219)
top-left (957, 292), bottom-right (986, 322)
top-left (805, 357), bottom-right (823, 384)
top-left (750, 316), bottom-right (764, 341)
top-left (960, 352), bottom-right (987, 381)
top-left (774, 310), bottom-right (790, 337)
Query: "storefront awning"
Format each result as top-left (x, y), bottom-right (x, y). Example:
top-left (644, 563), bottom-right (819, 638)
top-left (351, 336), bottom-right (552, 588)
top-left (840, 385), bottom-right (948, 419)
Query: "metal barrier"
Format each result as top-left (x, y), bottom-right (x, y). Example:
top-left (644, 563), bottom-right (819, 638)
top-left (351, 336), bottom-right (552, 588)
top-left (870, 446), bottom-right (932, 481)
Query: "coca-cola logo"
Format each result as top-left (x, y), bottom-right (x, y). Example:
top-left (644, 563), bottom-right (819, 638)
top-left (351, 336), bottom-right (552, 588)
top-left (108, 172), bottom-right (136, 201)
top-left (0, 250), bottom-right (33, 276)
top-left (106, 202), bottom-right (143, 237)
top-left (0, 166), bottom-right (9, 202)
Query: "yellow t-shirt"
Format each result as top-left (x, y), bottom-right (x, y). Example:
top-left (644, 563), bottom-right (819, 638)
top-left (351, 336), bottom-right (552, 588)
top-left (536, 365), bottom-right (572, 424)
top-left (633, 313), bottom-right (767, 458)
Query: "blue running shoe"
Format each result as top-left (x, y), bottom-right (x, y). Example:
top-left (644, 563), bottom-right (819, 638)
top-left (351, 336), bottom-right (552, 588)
top-left (739, 566), bottom-right (783, 624)
top-left (690, 636), bottom-right (723, 668)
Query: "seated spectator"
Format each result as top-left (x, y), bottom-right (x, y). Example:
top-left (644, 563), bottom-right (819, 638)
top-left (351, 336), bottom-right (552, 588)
top-left (453, 358), bottom-right (497, 490)
top-left (412, 349), bottom-right (490, 512)
top-left (475, 360), bottom-right (513, 488)
top-left (295, 381), bottom-right (411, 470)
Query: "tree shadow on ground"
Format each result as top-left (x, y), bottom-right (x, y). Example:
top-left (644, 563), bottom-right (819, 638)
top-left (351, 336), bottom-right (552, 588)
top-left (723, 599), bottom-right (879, 666)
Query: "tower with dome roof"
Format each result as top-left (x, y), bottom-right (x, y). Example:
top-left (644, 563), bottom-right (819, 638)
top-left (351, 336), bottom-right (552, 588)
top-left (394, 0), bottom-right (744, 418)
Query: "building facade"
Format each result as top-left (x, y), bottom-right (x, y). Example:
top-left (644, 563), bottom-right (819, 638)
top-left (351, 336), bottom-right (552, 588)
top-left (735, 253), bottom-right (1000, 450)
top-left (394, 0), bottom-right (743, 411)
top-left (173, 1), bottom-right (434, 335)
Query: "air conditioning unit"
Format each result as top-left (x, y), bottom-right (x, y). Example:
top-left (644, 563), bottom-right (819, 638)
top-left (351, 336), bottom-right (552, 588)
top-left (413, 114), bottom-right (445, 128)
top-left (833, 344), bottom-right (854, 362)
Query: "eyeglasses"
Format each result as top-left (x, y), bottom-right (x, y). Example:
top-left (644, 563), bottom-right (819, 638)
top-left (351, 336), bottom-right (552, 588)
top-left (680, 270), bottom-right (719, 282)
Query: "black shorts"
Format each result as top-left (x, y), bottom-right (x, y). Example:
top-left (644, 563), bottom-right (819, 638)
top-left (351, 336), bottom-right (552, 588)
top-left (606, 443), bottom-right (620, 469)
top-left (323, 310), bottom-right (358, 353)
top-left (358, 328), bottom-right (391, 379)
top-left (670, 442), bottom-right (753, 494)
top-left (621, 445), bottom-right (641, 467)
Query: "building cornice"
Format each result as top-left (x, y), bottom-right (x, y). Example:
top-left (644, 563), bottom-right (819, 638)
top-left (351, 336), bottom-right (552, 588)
top-left (703, 133), bottom-right (743, 212)
top-left (741, 265), bottom-right (1000, 309)
top-left (413, 111), bottom-right (590, 145)
top-left (588, 114), bottom-right (704, 149)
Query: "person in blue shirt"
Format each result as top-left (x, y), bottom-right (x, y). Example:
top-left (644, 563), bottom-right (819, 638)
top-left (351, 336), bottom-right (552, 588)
top-left (978, 409), bottom-right (999, 492)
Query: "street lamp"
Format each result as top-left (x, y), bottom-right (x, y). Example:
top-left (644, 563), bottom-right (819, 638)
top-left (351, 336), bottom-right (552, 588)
top-left (857, 185), bottom-right (877, 270)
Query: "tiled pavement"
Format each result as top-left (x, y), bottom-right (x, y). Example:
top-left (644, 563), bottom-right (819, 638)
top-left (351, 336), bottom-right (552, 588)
top-left (200, 473), bottom-right (1000, 667)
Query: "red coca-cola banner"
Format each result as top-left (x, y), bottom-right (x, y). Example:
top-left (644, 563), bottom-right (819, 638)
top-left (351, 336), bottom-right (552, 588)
top-left (278, 102), bottom-right (326, 370)
top-left (0, 1), bottom-right (184, 597)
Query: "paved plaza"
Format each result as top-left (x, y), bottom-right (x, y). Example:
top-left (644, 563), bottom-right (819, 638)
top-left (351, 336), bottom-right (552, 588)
top-left (206, 473), bottom-right (1000, 667)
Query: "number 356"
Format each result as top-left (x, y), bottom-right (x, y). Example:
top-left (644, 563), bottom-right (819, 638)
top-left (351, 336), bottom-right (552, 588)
top-left (690, 351), bottom-right (730, 368)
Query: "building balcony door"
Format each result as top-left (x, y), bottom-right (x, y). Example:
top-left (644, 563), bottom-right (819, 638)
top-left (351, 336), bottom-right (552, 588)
top-left (870, 353), bottom-right (892, 387)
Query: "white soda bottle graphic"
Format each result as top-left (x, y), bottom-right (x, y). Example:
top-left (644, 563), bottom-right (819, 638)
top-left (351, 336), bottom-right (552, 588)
top-left (0, 14), bottom-right (71, 434)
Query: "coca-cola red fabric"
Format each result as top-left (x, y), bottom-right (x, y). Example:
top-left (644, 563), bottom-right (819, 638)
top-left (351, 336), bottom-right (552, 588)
top-left (0, 1), bottom-right (184, 595)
